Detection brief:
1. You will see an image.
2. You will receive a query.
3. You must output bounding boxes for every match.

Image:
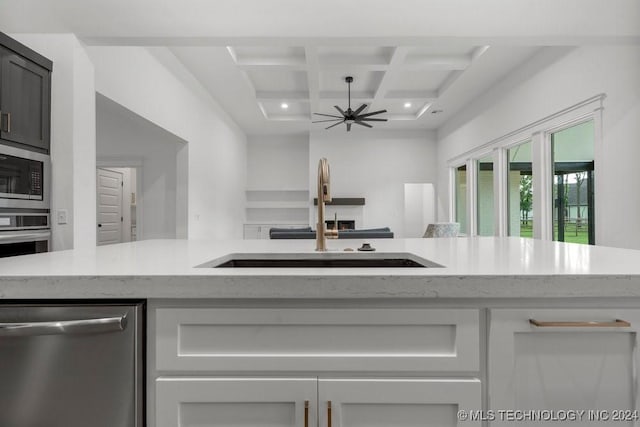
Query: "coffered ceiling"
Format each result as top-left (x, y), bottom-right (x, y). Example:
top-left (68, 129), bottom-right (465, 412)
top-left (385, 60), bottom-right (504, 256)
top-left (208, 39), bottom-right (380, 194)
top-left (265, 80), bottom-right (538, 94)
top-left (169, 44), bottom-right (540, 134)
top-left (229, 45), bottom-right (485, 122)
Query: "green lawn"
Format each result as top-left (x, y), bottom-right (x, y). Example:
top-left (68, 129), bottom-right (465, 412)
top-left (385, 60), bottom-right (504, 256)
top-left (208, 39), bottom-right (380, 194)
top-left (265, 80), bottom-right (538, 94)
top-left (519, 222), bottom-right (589, 244)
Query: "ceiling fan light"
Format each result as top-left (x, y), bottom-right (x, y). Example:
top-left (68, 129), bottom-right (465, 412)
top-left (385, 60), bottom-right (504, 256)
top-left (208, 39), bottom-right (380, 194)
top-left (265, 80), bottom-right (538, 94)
top-left (313, 76), bottom-right (386, 131)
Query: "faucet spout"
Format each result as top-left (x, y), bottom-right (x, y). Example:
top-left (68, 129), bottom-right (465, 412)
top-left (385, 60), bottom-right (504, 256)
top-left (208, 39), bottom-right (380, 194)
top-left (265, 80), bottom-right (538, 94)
top-left (316, 158), bottom-right (338, 251)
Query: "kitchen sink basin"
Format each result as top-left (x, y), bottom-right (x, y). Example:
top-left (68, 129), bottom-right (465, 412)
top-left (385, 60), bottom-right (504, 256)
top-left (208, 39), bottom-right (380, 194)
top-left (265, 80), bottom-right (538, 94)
top-left (199, 253), bottom-right (443, 268)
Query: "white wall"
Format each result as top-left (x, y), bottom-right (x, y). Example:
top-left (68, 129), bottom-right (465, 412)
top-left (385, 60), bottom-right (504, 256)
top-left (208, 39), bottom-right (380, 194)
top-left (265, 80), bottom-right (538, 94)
top-left (437, 46), bottom-right (640, 249)
top-left (247, 135), bottom-right (309, 190)
top-left (310, 130), bottom-right (438, 237)
top-left (12, 34), bottom-right (96, 250)
top-left (86, 46), bottom-right (247, 240)
top-left (96, 95), bottom-right (185, 240)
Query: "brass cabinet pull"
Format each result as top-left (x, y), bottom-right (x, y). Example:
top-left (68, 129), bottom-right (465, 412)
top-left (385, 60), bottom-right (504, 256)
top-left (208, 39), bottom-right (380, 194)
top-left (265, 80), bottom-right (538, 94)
top-left (327, 401), bottom-right (332, 427)
top-left (304, 400), bottom-right (309, 427)
top-left (529, 318), bottom-right (631, 328)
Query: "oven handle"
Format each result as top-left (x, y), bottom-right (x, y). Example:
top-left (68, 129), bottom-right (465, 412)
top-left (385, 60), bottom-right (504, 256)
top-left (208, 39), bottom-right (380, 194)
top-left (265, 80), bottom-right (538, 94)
top-left (0, 230), bottom-right (50, 244)
top-left (0, 315), bottom-right (128, 337)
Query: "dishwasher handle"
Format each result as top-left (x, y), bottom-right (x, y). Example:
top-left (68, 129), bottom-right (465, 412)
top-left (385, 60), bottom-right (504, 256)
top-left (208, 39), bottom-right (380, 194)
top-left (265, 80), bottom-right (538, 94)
top-left (0, 314), bottom-right (127, 337)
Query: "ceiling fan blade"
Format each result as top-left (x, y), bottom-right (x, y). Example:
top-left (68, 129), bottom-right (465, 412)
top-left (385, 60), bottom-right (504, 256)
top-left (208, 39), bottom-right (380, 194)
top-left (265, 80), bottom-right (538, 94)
top-left (312, 119), bottom-right (343, 123)
top-left (313, 112), bottom-right (343, 118)
top-left (354, 121), bottom-right (372, 128)
top-left (347, 123), bottom-right (352, 132)
top-left (353, 103), bottom-right (367, 116)
top-left (334, 105), bottom-right (346, 116)
top-left (325, 121), bottom-right (343, 130)
top-left (357, 109), bottom-right (387, 118)
top-left (358, 118), bottom-right (387, 122)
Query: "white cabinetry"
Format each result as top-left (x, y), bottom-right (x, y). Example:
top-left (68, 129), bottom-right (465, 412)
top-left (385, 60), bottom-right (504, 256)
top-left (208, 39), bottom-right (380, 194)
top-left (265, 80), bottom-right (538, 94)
top-left (156, 377), bottom-right (480, 427)
top-left (319, 378), bottom-right (480, 427)
top-left (153, 307), bottom-right (481, 427)
top-left (489, 309), bottom-right (640, 424)
top-left (156, 378), bottom-right (316, 427)
top-left (155, 308), bottom-right (479, 372)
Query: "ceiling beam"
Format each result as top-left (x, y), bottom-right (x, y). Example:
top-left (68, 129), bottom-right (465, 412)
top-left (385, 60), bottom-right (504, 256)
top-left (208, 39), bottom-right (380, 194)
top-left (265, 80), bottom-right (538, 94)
top-left (403, 54), bottom-right (471, 70)
top-left (256, 90), bottom-right (437, 102)
top-left (304, 46), bottom-right (320, 118)
top-left (368, 46), bottom-right (409, 113)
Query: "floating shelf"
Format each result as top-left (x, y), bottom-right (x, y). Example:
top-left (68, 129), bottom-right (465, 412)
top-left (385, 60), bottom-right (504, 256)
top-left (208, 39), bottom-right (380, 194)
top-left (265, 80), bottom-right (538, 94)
top-left (313, 197), bottom-right (365, 206)
top-left (246, 201), bottom-right (309, 209)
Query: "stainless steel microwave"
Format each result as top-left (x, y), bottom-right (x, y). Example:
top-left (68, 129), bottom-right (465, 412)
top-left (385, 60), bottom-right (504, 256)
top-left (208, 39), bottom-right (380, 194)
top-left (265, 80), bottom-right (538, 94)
top-left (0, 144), bottom-right (50, 209)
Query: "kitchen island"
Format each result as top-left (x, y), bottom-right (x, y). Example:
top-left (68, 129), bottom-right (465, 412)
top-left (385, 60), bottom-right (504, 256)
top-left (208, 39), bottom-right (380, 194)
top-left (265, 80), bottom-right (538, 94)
top-left (2, 237), bottom-right (640, 426)
top-left (1, 237), bottom-right (640, 299)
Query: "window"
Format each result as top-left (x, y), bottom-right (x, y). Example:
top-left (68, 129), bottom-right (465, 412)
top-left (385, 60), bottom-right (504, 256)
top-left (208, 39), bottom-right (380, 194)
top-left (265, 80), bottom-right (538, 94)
top-left (508, 141), bottom-right (533, 238)
top-left (455, 165), bottom-right (467, 234)
top-left (476, 155), bottom-right (494, 236)
top-left (448, 96), bottom-right (602, 242)
top-left (551, 120), bottom-right (595, 245)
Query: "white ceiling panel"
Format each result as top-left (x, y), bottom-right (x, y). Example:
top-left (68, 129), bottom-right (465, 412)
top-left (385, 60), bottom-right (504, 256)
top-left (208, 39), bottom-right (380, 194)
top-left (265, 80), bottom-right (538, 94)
top-left (261, 100), bottom-right (310, 118)
top-left (318, 70), bottom-right (384, 92)
top-left (244, 69), bottom-right (309, 92)
top-left (317, 46), bottom-right (394, 66)
top-left (390, 70), bottom-right (452, 91)
top-left (232, 46), bottom-right (306, 66)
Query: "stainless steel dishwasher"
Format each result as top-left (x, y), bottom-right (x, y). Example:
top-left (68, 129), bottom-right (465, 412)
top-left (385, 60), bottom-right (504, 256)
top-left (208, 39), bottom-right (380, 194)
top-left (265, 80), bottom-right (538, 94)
top-left (0, 302), bottom-right (144, 427)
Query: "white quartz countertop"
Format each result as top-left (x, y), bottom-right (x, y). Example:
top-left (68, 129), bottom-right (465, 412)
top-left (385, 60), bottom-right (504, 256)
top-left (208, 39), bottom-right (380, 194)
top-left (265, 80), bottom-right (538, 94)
top-left (1, 237), bottom-right (640, 299)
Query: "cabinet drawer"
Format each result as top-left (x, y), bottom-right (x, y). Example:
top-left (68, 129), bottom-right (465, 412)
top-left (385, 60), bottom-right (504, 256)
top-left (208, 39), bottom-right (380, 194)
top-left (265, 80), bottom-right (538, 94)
top-left (156, 308), bottom-right (479, 372)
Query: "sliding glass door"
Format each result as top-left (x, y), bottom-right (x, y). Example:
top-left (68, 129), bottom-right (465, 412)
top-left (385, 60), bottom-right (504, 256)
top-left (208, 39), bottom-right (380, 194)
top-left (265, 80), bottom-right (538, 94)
top-left (507, 141), bottom-right (533, 238)
top-left (551, 120), bottom-right (595, 245)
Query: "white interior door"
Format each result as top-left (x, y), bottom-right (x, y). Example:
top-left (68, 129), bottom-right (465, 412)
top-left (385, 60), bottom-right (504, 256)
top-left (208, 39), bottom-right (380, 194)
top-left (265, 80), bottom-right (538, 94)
top-left (97, 168), bottom-right (123, 246)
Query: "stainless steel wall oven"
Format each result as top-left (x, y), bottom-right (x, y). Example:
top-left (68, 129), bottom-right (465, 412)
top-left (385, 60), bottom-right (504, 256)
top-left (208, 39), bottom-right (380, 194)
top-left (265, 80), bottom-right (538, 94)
top-left (0, 212), bottom-right (50, 257)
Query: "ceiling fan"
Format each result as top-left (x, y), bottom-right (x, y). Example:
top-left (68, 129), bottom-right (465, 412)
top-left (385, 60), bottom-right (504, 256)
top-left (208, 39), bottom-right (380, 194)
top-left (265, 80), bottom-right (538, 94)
top-left (312, 76), bottom-right (387, 131)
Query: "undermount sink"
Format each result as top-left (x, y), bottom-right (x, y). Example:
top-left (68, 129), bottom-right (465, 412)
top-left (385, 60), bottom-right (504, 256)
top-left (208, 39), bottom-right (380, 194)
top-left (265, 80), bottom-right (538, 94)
top-left (199, 253), bottom-right (443, 268)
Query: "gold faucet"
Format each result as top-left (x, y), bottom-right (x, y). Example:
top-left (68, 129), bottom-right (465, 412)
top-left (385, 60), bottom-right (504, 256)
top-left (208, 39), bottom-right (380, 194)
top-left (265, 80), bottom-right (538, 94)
top-left (316, 158), bottom-right (338, 251)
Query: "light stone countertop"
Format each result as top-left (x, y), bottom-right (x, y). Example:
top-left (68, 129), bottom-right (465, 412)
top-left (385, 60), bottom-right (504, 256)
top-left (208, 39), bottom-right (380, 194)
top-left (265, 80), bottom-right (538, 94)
top-left (1, 237), bottom-right (640, 299)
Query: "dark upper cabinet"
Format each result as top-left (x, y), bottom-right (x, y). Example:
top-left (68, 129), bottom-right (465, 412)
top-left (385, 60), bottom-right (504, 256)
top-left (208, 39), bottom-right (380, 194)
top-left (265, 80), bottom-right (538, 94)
top-left (0, 34), bottom-right (52, 153)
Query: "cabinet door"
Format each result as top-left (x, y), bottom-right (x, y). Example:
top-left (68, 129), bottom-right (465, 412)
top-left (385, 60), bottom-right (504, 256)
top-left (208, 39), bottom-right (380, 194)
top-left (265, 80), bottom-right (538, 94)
top-left (156, 308), bottom-right (479, 372)
top-left (156, 378), bottom-right (317, 427)
top-left (0, 46), bottom-right (51, 151)
top-left (318, 378), bottom-right (481, 427)
top-left (489, 309), bottom-right (640, 424)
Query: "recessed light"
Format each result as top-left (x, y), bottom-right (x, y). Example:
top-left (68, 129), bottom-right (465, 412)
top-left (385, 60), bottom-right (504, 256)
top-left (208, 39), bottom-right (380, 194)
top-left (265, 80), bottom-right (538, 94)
top-left (404, 102), bottom-right (412, 108)
top-left (281, 103), bottom-right (289, 109)
top-left (431, 109), bottom-right (444, 114)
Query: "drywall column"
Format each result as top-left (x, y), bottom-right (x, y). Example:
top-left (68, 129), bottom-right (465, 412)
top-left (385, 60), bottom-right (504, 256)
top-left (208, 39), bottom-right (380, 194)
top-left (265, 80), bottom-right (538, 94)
top-left (531, 131), bottom-right (551, 240)
top-left (12, 34), bottom-right (96, 250)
